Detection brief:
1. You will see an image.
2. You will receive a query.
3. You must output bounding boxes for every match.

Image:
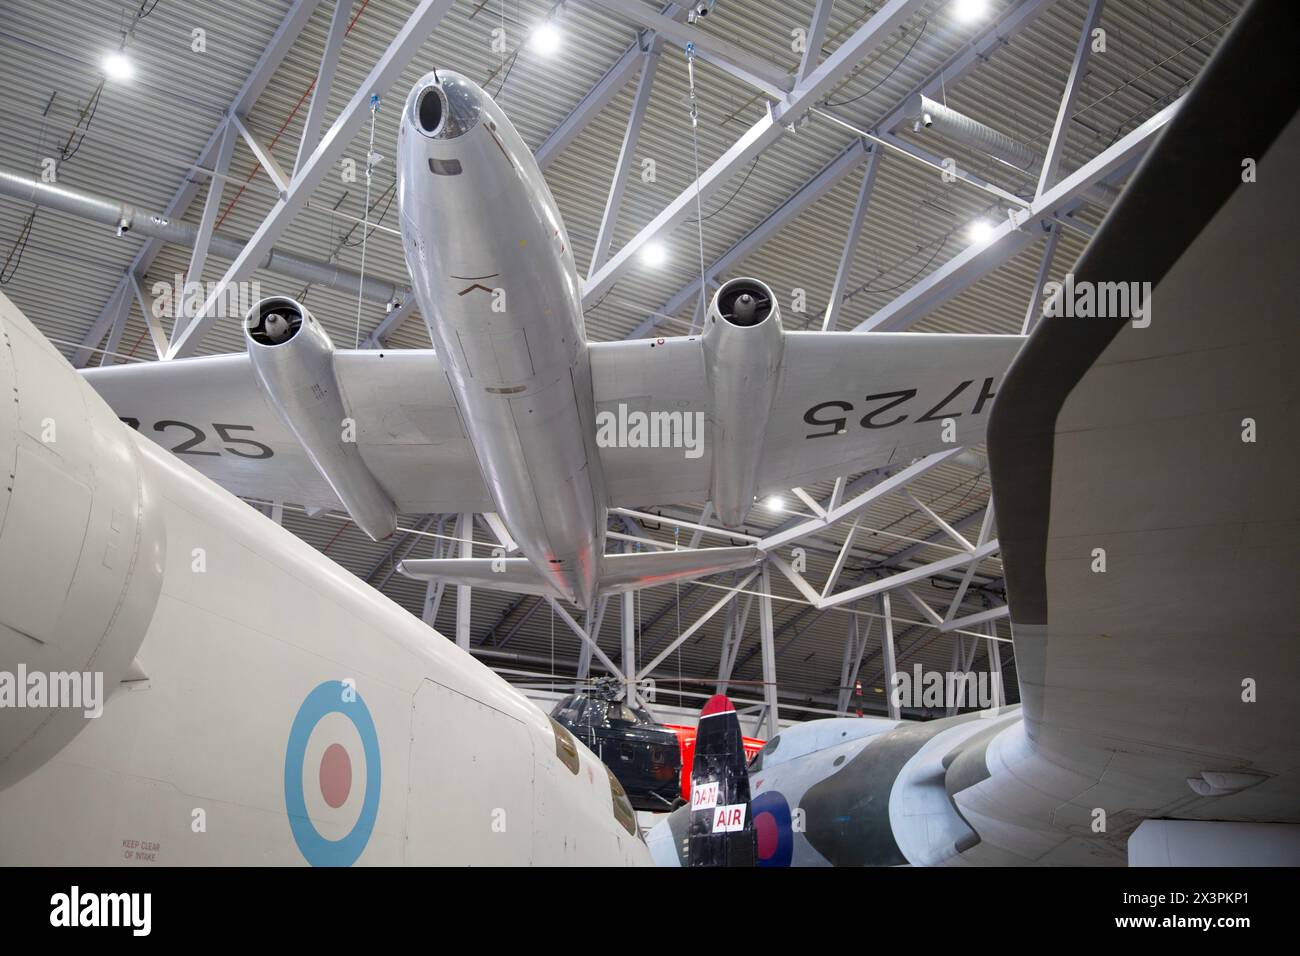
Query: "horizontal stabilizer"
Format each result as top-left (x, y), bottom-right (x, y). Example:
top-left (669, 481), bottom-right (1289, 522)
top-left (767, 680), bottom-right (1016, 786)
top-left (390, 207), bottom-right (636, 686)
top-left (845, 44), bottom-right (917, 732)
top-left (397, 557), bottom-right (553, 596)
top-left (597, 546), bottom-right (760, 594)
top-left (398, 546), bottom-right (761, 600)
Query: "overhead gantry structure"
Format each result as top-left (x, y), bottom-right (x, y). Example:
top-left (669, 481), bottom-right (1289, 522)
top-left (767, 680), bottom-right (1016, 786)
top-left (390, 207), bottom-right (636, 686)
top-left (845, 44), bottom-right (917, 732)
top-left (46, 0), bottom-right (1202, 734)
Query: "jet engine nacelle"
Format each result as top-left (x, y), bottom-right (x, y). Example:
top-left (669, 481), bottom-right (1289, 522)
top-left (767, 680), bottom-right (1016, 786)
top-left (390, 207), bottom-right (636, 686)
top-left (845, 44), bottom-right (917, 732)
top-left (701, 278), bottom-right (784, 527)
top-left (244, 297), bottom-right (396, 541)
top-left (0, 293), bottom-right (166, 790)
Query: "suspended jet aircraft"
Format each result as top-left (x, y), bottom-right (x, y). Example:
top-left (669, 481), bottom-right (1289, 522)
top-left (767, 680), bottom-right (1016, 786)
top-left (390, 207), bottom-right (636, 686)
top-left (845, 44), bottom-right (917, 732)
top-left (0, 290), bottom-right (649, 865)
top-left (79, 71), bottom-right (1024, 609)
top-left (649, 0), bottom-right (1300, 868)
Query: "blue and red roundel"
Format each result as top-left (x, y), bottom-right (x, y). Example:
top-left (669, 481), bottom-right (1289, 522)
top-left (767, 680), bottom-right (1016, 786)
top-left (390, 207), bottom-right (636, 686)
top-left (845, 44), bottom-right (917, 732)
top-left (283, 681), bottom-right (381, 866)
top-left (752, 790), bottom-right (794, 867)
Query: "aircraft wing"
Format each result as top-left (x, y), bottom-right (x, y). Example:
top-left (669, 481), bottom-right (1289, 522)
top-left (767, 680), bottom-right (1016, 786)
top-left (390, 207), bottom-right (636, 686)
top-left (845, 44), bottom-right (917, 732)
top-left (81, 350), bottom-right (495, 515)
top-left (753, 330), bottom-right (1023, 493)
top-left (979, 0), bottom-right (1300, 858)
top-left (589, 331), bottom-right (1025, 508)
top-left (84, 327), bottom-right (1021, 522)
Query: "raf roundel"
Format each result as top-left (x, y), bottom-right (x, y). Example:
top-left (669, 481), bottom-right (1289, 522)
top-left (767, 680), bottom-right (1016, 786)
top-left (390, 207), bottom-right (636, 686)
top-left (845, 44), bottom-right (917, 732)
top-left (283, 681), bottom-right (382, 866)
top-left (752, 790), bottom-right (794, 867)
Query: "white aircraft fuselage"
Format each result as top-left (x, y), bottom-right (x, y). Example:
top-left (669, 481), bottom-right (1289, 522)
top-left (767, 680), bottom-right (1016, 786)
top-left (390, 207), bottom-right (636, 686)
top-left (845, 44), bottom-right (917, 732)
top-left (397, 72), bottom-right (605, 607)
top-left (0, 289), bottom-right (649, 866)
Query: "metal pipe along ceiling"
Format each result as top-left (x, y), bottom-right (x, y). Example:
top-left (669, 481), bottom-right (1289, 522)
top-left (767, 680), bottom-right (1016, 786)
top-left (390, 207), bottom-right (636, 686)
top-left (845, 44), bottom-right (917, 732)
top-left (904, 94), bottom-right (1121, 207)
top-left (0, 168), bottom-right (408, 305)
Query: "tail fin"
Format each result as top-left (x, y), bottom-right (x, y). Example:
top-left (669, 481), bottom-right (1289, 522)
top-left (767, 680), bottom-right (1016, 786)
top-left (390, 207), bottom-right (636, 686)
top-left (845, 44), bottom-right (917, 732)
top-left (399, 546), bottom-right (761, 601)
top-left (686, 694), bottom-right (755, 867)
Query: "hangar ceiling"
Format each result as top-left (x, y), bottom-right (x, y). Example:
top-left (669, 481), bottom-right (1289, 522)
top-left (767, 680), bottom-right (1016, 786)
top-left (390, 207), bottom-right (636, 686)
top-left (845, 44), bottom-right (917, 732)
top-left (0, 0), bottom-right (1239, 722)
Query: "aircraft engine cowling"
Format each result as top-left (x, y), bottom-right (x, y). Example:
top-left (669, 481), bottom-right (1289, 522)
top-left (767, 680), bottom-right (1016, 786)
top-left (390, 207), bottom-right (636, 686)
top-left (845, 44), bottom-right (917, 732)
top-left (0, 292), bottom-right (166, 790)
top-left (701, 278), bottom-right (784, 527)
top-left (244, 297), bottom-right (396, 541)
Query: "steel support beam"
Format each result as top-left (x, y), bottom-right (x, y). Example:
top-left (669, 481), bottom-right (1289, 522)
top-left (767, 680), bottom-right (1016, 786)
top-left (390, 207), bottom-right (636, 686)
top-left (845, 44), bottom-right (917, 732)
top-left (73, 0), bottom-right (324, 366)
top-left (758, 563), bottom-right (780, 736)
top-left (589, 49), bottom-right (660, 277)
top-left (636, 568), bottom-right (759, 679)
top-left (177, 120), bottom-right (238, 341)
top-left (1021, 223), bottom-right (1062, 335)
top-left (584, 0), bottom-right (928, 311)
top-left (534, 4), bottom-right (685, 169)
top-left (622, 591), bottom-right (638, 707)
top-left (295, 0), bottom-right (355, 175)
top-left (822, 146), bottom-right (881, 331)
top-left (941, 604), bottom-right (1010, 633)
top-left (836, 612), bottom-right (872, 715)
top-left (360, 295), bottom-right (418, 348)
top-left (880, 592), bottom-right (899, 719)
top-left (231, 113), bottom-right (290, 194)
top-left (945, 498), bottom-right (996, 618)
top-left (547, 597), bottom-right (623, 678)
top-left (855, 97), bottom-right (1181, 333)
top-left (1037, 0), bottom-right (1106, 198)
top-left (758, 448), bottom-right (962, 553)
top-left (577, 597), bottom-right (608, 686)
top-left (797, 0), bottom-right (835, 81)
top-left (97, 281), bottom-right (133, 366)
top-left (633, 0), bottom-right (1056, 336)
top-left (820, 539), bottom-right (999, 610)
top-left (454, 512), bottom-right (472, 649)
top-left (986, 620), bottom-right (1004, 707)
top-left (639, 139), bottom-right (868, 335)
top-left (716, 592), bottom-right (753, 693)
top-left (587, 0), bottom-right (793, 97)
top-left (168, 0), bottom-right (455, 358)
top-left (129, 273), bottom-right (167, 360)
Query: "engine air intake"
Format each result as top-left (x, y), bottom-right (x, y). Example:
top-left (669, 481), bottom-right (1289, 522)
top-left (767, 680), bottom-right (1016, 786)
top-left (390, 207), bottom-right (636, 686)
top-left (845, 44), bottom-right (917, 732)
top-left (716, 279), bottom-right (773, 328)
top-left (246, 297), bottom-right (304, 346)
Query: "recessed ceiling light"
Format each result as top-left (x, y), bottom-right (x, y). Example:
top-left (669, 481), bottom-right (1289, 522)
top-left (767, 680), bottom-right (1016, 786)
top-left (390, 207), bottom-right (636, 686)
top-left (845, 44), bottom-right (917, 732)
top-left (640, 241), bottom-right (667, 268)
top-left (966, 219), bottom-right (995, 243)
top-left (103, 51), bottom-right (133, 81)
top-left (529, 21), bottom-right (562, 56)
top-left (951, 0), bottom-right (989, 23)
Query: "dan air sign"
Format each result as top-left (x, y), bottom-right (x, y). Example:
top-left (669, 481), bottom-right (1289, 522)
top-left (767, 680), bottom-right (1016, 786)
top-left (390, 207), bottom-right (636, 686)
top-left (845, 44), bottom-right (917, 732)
top-left (711, 804), bottom-right (747, 833)
top-left (692, 780), bottom-right (719, 811)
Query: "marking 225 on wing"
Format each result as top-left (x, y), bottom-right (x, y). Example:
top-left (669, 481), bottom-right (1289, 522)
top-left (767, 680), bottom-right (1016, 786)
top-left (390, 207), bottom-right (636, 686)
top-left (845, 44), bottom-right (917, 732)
top-left (120, 418), bottom-right (274, 459)
top-left (802, 376), bottom-right (998, 439)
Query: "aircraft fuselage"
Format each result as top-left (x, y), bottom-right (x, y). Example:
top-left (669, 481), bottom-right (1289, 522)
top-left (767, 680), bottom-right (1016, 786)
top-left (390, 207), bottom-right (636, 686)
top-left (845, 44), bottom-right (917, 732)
top-left (398, 72), bottom-right (605, 607)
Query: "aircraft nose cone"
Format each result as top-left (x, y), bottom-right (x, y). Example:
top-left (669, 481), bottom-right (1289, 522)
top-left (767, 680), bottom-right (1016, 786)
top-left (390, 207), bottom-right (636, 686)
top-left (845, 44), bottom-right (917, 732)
top-left (409, 71), bottom-right (483, 140)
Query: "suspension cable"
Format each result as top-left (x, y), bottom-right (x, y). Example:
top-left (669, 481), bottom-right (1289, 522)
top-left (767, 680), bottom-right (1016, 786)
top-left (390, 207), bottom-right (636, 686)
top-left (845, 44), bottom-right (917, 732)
top-left (684, 43), bottom-right (709, 332)
top-left (354, 94), bottom-right (379, 348)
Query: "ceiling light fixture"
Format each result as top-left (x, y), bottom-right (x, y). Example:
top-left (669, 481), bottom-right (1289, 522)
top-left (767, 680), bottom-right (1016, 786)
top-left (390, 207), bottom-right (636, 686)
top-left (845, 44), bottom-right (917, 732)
top-left (951, 0), bottom-right (989, 23)
top-left (529, 21), bottom-right (562, 56)
top-left (640, 242), bottom-right (667, 268)
top-left (103, 50), bottom-right (133, 81)
top-left (966, 219), bottom-right (995, 243)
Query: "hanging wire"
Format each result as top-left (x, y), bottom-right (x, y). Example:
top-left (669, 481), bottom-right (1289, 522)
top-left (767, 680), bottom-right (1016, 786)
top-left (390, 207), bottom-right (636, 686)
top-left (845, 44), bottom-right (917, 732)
top-left (821, 18), bottom-right (928, 108)
top-left (354, 95), bottom-right (380, 348)
top-left (674, 524), bottom-right (682, 708)
top-left (684, 43), bottom-right (710, 329)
